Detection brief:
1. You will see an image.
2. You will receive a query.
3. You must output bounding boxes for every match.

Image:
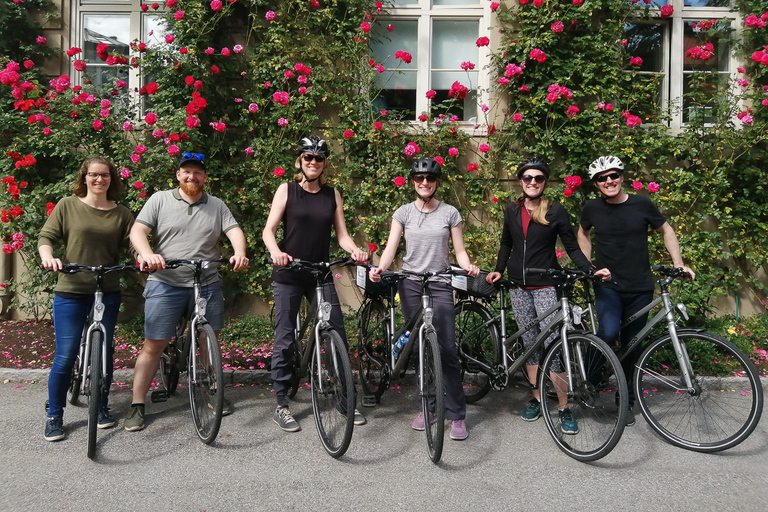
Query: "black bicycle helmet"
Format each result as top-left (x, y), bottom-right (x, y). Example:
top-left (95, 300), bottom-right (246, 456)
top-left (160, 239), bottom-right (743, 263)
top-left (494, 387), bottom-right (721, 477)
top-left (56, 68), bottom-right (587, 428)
top-left (516, 157), bottom-right (550, 179)
top-left (296, 135), bottom-right (330, 156)
top-left (410, 158), bottom-right (442, 178)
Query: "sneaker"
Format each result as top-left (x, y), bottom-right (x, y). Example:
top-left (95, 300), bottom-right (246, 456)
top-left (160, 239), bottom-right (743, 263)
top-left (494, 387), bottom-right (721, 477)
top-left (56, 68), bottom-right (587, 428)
top-left (521, 398), bottom-right (542, 422)
top-left (559, 408), bottom-right (580, 434)
top-left (97, 409), bottom-right (115, 429)
top-left (44, 417), bottom-right (65, 442)
top-left (626, 407), bottom-right (636, 426)
top-left (273, 407), bottom-right (301, 432)
top-left (124, 404), bottom-right (145, 432)
top-left (449, 419), bottom-right (468, 440)
top-left (209, 397), bottom-right (234, 416)
top-left (411, 411), bottom-right (425, 431)
top-left (353, 408), bottom-right (367, 426)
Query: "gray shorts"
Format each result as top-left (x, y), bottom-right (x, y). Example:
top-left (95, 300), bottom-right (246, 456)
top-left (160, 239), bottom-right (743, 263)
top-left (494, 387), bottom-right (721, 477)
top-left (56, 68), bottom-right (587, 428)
top-left (143, 280), bottom-right (224, 339)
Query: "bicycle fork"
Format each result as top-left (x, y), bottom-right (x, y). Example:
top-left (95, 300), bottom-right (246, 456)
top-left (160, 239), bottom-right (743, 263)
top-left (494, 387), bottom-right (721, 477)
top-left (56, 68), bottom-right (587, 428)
top-left (660, 291), bottom-right (696, 392)
top-left (188, 281), bottom-right (208, 386)
top-left (83, 289), bottom-right (107, 394)
top-left (418, 294), bottom-right (433, 395)
top-left (312, 285), bottom-right (336, 394)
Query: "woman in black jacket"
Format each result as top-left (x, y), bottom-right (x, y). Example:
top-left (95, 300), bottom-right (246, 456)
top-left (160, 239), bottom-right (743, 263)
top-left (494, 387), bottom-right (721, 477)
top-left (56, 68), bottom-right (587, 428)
top-left (486, 158), bottom-right (609, 432)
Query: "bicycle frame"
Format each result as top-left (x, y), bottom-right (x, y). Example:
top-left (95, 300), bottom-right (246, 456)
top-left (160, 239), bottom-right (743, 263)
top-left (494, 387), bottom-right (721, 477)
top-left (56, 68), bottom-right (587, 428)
top-left (75, 273), bottom-right (109, 395)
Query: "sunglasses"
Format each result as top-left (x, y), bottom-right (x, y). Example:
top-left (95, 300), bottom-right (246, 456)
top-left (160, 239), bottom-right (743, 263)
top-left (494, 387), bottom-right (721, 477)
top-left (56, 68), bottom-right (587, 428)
top-left (182, 152), bottom-right (205, 161)
top-left (412, 174), bottom-right (437, 183)
top-left (302, 154), bottom-right (326, 163)
top-left (595, 172), bottom-right (621, 183)
top-left (521, 174), bottom-right (546, 184)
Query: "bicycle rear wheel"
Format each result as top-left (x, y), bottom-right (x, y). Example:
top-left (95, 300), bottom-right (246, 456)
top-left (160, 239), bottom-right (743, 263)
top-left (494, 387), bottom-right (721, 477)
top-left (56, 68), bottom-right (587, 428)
top-left (288, 297), bottom-right (312, 399)
top-left (540, 333), bottom-right (627, 462)
top-left (86, 331), bottom-right (103, 460)
top-left (358, 300), bottom-right (390, 404)
top-left (635, 331), bottom-right (763, 452)
top-left (68, 354), bottom-right (82, 405)
top-left (188, 323), bottom-right (224, 445)
top-left (454, 300), bottom-right (500, 403)
top-left (160, 320), bottom-right (184, 394)
top-left (310, 329), bottom-right (355, 458)
top-left (422, 329), bottom-right (445, 464)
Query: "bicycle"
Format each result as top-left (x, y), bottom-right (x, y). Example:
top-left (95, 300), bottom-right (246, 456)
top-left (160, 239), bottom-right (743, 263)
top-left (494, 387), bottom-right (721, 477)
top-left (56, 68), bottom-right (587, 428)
top-left (452, 268), bottom-right (628, 462)
top-left (595, 265), bottom-right (764, 452)
top-left (357, 267), bottom-right (468, 464)
top-left (151, 258), bottom-right (229, 445)
top-left (271, 257), bottom-right (356, 458)
top-left (58, 263), bottom-right (139, 460)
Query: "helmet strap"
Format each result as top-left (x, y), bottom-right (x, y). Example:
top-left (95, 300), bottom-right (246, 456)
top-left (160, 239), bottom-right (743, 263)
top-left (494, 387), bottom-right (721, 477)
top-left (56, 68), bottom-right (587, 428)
top-left (301, 170), bottom-right (323, 183)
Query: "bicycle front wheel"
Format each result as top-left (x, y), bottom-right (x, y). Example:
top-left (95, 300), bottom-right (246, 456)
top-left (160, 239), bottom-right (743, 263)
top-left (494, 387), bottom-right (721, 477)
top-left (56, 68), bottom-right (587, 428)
top-left (188, 323), bottom-right (224, 445)
top-left (540, 333), bottom-right (627, 462)
top-left (422, 329), bottom-right (445, 464)
top-left (86, 331), bottom-right (103, 460)
top-left (454, 300), bottom-right (500, 403)
top-left (310, 329), bottom-right (355, 458)
top-left (635, 331), bottom-right (763, 452)
top-left (358, 300), bottom-right (390, 403)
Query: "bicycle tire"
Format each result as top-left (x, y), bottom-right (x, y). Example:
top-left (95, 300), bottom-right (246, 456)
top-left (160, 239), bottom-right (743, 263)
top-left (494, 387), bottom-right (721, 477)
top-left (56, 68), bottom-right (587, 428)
top-left (310, 328), bottom-right (355, 458)
top-left (68, 355), bottom-right (82, 405)
top-left (454, 300), bottom-right (501, 403)
top-left (160, 321), bottom-right (184, 395)
top-left (288, 297), bottom-right (312, 399)
top-left (422, 329), bottom-right (445, 464)
top-left (634, 331), bottom-right (763, 452)
top-left (188, 323), bottom-right (224, 445)
top-left (539, 333), bottom-right (627, 462)
top-left (86, 331), bottom-right (103, 460)
top-left (358, 300), bottom-right (390, 403)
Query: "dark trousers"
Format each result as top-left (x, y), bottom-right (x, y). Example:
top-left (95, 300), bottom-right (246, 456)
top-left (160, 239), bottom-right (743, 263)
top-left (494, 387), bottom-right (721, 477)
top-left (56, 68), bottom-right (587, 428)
top-left (399, 279), bottom-right (466, 421)
top-left (594, 284), bottom-right (654, 406)
top-left (271, 281), bottom-right (350, 407)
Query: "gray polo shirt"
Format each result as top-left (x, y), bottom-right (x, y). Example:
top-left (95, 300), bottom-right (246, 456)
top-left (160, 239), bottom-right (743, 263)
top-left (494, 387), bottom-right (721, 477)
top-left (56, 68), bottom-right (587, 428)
top-left (392, 201), bottom-right (462, 282)
top-left (136, 189), bottom-right (239, 286)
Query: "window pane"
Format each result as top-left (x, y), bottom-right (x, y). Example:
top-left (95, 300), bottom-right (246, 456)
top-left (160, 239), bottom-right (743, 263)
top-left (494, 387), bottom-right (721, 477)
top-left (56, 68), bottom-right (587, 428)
top-left (371, 20), bottom-right (417, 70)
top-left (434, 0), bottom-right (481, 5)
top-left (683, 21), bottom-right (729, 72)
top-left (625, 23), bottom-right (664, 72)
top-left (83, 14), bottom-right (130, 60)
top-left (432, 20), bottom-right (478, 69)
top-left (684, 0), bottom-right (730, 6)
top-left (431, 70), bottom-right (478, 89)
top-left (392, 0), bottom-right (418, 4)
top-left (144, 15), bottom-right (169, 48)
top-left (628, 0), bottom-right (668, 6)
top-left (682, 74), bottom-right (720, 123)
top-left (431, 89), bottom-right (477, 122)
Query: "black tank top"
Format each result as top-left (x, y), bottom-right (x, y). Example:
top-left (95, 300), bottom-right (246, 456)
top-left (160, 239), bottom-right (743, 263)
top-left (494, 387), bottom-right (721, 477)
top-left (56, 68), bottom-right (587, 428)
top-left (273, 181), bottom-right (336, 285)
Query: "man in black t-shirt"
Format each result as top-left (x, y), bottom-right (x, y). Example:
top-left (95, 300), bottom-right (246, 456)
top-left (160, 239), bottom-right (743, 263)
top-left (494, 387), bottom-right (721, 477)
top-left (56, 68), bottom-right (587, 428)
top-left (577, 156), bottom-right (695, 426)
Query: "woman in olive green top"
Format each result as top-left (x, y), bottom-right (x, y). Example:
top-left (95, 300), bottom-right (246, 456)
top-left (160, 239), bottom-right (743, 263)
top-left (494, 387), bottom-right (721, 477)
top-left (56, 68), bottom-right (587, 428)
top-left (38, 156), bottom-right (133, 442)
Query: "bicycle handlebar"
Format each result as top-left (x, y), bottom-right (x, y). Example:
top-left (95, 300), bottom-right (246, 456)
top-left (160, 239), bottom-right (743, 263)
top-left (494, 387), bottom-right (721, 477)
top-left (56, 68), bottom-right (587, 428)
top-left (58, 263), bottom-right (142, 275)
top-left (269, 257), bottom-right (355, 273)
top-left (379, 267), bottom-right (467, 281)
top-left (525, 267), bottom-right (602, 282)
top-left (652, 265), bottom-right (693, 279)
top-left (164, 257), bottom-right (230, 270)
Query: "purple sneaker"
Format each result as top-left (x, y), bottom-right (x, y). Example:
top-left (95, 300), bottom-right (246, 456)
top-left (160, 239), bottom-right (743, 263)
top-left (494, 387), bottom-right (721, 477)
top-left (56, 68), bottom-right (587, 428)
top-left (450, 419), bottom-right (468, 440)
top-left (411, 412), bottom-right (425, 431)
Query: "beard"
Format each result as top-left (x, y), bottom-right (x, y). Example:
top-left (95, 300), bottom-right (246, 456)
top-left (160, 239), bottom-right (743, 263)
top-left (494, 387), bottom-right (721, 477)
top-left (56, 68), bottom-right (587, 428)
top-left (180, 181), bottom-right (203, 197)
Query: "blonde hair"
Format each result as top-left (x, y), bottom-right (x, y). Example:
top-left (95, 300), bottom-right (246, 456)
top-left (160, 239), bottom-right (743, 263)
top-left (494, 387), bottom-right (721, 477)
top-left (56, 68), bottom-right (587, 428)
top-left (515, 194), bottom-right (551, 225)
top-left (293, 155), bottom-right (327, 185)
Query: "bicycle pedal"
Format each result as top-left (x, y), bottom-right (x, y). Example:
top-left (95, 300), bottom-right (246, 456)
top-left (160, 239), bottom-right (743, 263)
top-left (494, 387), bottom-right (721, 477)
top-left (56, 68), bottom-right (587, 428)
top-left (150, 390), bottom-right (169, 403)
top-left (361, 395), bottom-right (377, 408)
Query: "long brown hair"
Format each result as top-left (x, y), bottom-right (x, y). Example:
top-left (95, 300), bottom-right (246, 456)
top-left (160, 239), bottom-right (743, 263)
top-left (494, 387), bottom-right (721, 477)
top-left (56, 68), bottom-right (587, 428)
top-left (72, 156), bottom-right (123, 201)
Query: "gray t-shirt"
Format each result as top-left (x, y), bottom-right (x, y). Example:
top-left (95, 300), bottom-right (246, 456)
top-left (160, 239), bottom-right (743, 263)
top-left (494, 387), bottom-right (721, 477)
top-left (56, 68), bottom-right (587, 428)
top-left (136, 189), bottom-right (239, 286)
top-left (392, 201), bottom-right (462, 281)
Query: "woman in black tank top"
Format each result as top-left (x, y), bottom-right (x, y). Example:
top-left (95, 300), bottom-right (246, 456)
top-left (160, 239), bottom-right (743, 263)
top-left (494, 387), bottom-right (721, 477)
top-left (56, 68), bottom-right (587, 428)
top-left (262, 136), bottom-right (368, 433)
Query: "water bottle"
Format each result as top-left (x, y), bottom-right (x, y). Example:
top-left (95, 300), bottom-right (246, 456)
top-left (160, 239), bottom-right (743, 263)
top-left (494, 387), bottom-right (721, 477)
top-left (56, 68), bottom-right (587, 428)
top-left (392, 331), bottom-right (410, 358)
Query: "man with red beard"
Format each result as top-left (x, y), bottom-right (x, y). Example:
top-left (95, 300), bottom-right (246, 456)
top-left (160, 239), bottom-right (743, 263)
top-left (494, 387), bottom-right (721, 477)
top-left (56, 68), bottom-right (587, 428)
top-left (125, 153), bottom-right (248, 432)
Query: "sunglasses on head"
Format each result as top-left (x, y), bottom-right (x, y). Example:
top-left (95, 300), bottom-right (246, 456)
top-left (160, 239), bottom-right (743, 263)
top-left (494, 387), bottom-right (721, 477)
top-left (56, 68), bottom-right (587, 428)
top-left (302, 154), bottom-right (326, 163)
top-left (182, 152), bottom-right (205, 161)
top-left (521, 174), bottom-right (547, 184)
top-left (595, 172), bottom-right (621, 183)
top-left (412, 174), bottom-right (437, 183)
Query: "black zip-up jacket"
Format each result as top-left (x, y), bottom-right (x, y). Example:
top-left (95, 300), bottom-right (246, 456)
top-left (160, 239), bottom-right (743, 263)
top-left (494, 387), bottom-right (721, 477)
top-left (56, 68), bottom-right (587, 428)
top-left (493, 201), bottom-right (592, 287)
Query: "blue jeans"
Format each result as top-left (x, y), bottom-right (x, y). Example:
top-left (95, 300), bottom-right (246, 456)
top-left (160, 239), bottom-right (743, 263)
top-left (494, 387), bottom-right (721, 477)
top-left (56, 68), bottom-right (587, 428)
top-left (594, 285), bottom-right (653, 406)
top-left (48, 292), bottom-right (121, 419)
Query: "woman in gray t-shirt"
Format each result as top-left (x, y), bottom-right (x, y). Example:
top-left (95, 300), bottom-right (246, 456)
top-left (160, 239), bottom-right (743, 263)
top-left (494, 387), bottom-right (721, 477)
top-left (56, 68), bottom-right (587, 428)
top-left (371, 158), bottom-right (479, 441)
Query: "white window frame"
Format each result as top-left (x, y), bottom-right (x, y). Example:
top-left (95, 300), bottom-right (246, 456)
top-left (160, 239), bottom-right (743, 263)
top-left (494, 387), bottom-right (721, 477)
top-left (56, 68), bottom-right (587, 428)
top-left (373, 0), bottom-right (492, 126)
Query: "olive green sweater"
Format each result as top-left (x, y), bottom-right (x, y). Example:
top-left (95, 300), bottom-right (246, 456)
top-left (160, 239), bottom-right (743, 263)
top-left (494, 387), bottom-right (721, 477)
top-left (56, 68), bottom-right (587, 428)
top-left (37, 196), bottom-right (134, 294)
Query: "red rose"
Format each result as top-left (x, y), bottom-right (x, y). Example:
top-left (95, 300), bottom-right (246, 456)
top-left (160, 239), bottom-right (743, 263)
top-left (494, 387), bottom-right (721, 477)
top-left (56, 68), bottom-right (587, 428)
top-left (343, 129), bottom-right (354, 139)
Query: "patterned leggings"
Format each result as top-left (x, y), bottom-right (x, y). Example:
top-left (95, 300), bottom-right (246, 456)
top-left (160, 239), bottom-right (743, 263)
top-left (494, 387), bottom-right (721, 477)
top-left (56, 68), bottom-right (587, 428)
top-left (510, 286), bottom-right (563, 372)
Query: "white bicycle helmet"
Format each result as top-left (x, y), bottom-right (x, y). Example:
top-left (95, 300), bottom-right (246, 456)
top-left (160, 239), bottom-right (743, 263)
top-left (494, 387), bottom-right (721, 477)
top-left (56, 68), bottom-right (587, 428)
top-left (589, 156), bottom-right (624, 180)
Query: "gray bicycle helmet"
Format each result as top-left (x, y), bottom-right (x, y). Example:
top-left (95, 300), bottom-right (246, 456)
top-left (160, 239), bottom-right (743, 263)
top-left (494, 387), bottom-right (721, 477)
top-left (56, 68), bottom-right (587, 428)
top-left (296, 135), bottom-right (330, 156)
top-left (410, 158), bottom-right (443, 178)
top-left (516, 157), bottom-right (550, 179)
top-left (589, 156), bottom-right (624, 180)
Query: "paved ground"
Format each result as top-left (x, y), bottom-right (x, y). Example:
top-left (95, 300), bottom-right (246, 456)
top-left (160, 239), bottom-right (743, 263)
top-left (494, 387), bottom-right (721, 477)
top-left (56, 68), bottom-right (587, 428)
top-left (1, 373), bottom-right (767, 512)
